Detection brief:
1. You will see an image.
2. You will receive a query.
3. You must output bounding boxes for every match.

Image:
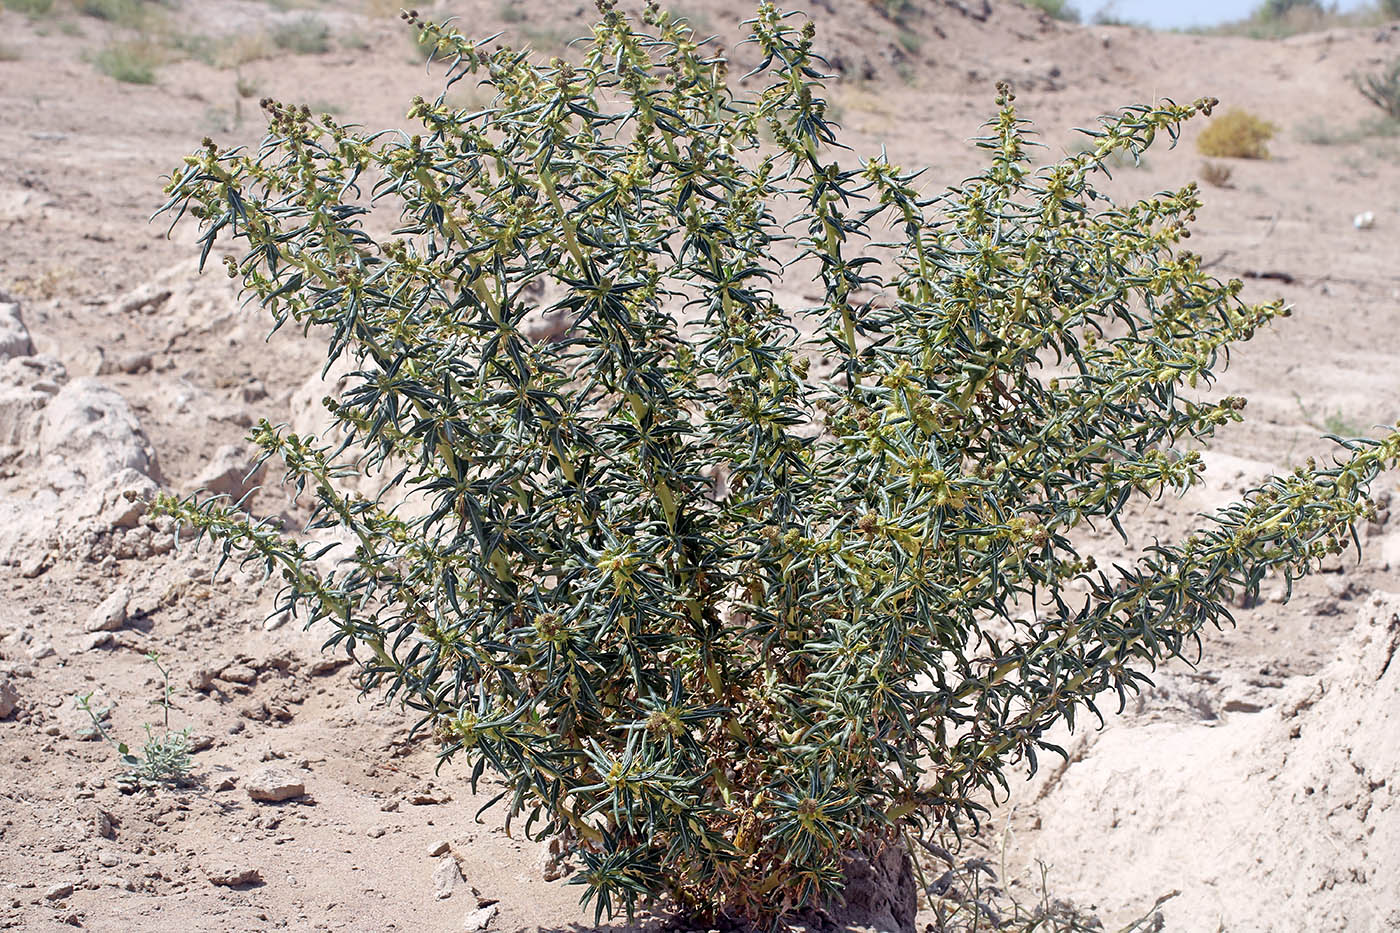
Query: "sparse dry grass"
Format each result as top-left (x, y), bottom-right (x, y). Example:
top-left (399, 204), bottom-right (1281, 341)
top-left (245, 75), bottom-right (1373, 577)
top-left (1199, 160), bottom-right (1233, 187)
top-left (75, 0), bottom-right (154, 29)
top-left (363, 0), bottom-right (403, 17)
top-left (10, 265), bottom-right (77, 300)
top-left (93, 38), bottom-right (160, 83)
top-left (1300, 116), bottom-right (1400, 145)
top-left (1192, 0), bottom-right (1389, 39)
top-left (271, 14), bottom-right (330, 54)
top-left (1, 0), bottom-right (54, 14)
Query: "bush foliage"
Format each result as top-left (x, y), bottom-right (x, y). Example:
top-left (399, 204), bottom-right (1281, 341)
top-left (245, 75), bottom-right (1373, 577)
top-left (154, 1), bottom-right (1399, 926)
top-left (1357, 57), bottom-right (1400, 121)
top-left (1197, 108), bottom-right (1276, 158)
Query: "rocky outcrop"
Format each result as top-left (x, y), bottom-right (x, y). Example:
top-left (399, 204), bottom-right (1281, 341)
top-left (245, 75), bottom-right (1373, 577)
top-left (0, 293), bottom-right (35, 361)
top-left (38, 377), bottom-right (159, 486)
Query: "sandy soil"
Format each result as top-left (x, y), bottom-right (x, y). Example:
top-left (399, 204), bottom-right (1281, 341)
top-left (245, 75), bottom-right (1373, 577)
top-left (1, 1), bottom-right (1398, 931)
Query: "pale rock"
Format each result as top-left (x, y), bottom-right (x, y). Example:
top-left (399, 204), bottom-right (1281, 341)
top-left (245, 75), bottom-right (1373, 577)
top-left (0, 499), bottom-right (59, 566)
top-left (97, 851), bottom-right (121, 868)
top-left (205, 861), bottom-right (262, 887)
top-left (113, 525), bottom-right (153, 560)
top-left (537, 839), bottom-right (570, 882)
top-left (517, 277), bottom-right (575, 343)
top-left (188, 665), bottom-right (222, 692)
top-left (96, 351), bottom-right (153, 375)
top-left (0, 677), bottom-right (17, 719)
top-left (463, 904), bottom-right (498, 931)
top-left (43, 882), bottom-right (74, 901)
top-left (38, 378), bottom-right (158, 485)
top-left (308, 656), bottom-right (350, 676)
top-left (112, 282), bottom-right (173, 316)
top-left (27, 640), bottom-right (54, 661)
top-left (0, 294), bottom-right (33, 361)
top-left (1380, 531), bottom-right (1400, 572)
top-left (427, 840), bottom-right (451, 858)
top-left (0, 354), bottom-right (65, 465)
top-left (219, 664), bottom-right (258, 685)
top-left (520, 306), bottom-right (574, 343)
top-left (85, 585), bottom-right (132, 633)
top-left (433, 855), bottom-right (462, 899)
top-left (408, 785), bottom-right (451, 806)
top-left (194, 444), bottom-right (267, 500)
top-left (92, 807), bottom-right (115, 840)
top-left (245, 766), bottom-right (304, 803)
top-left (289, 356), bottom-right (357, 440)
top-left (71, 468), bottom-right (159, 531)
top-left (78, 631), bottom-right (114, 652)
top-left (18, 551), bottom-right (50, 578)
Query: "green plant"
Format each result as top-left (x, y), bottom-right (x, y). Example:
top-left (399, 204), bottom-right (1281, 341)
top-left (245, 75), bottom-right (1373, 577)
top-left (1197, 108), bottom-right (1276, 158)
top-left (1190, 0), bottom-right (1353, 38)
top-left (872, 0), bottom-right (913, 21)
top-left (1091, 14), bottom-right (1145, 26)
top-left (1255, 0), bottom-right (1322, 17)
top-left (271, 14), bottom-right (330, 54)
top-left (1357, 57), bottom-right (1400, 121)
top-left (1024, 0), bottom-right (1080, 22)
top-left (1296, 395), bottom-right (1368, 439)
top-left (76, 652), bottom-right (193, 790)
top-left (1068, 138), bottom-right (1147, 171)
top-left (1, 0), bottom-right (53, 14)
top-left (152, 2), bottom-right (1400, 927)
top-left (1384, 0), bottom-right (1400, 18)
top-left (76, 0), bottom-right (154, 28)
top-left (93, 39), bottom-right (159, 83)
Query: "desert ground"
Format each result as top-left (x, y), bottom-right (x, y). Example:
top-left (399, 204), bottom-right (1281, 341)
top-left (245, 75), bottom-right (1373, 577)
top-left (1, 0), bottom-right (1399, 930)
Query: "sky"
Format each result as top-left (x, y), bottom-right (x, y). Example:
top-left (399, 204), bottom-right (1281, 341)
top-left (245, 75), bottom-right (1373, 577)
top-left (1077, 0), bottom-right (1374, 29)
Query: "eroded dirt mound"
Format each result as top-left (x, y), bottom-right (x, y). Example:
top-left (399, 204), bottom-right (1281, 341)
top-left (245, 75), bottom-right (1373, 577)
top-left (1006, 593), bottom-right (1400, 931)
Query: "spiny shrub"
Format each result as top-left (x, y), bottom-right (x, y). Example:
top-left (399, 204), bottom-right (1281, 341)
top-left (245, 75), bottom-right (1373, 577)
top-left (1357, 57), bottom-right (1400, 121)
top-left (153, 1), bottom-right (1399, 927)
top-left (1197, 107), bottom-right (1276, 158)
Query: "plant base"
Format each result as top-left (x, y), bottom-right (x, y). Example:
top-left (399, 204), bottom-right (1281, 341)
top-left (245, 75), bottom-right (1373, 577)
top-left (798, 843), bottom-right (918, 933)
